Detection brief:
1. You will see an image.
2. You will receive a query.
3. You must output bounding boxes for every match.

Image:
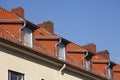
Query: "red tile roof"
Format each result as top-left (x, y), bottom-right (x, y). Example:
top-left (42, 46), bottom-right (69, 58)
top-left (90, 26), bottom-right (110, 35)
top-left (0, 7), bottom-right (120, 80)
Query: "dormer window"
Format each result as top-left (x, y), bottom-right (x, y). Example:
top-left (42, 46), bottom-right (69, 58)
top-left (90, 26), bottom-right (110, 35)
top-left (86, 57), bottom-right (91, 71)
top-left (23, 27), bottom-right (33, 47)
top-left (108, 67), bottom-right (113, 79)
top-left (58, 43), bottom-right (66, 60)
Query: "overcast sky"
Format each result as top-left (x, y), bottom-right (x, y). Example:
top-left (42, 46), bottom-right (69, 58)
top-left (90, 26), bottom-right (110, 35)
top-left (0, 0), bottom-right (120, 64)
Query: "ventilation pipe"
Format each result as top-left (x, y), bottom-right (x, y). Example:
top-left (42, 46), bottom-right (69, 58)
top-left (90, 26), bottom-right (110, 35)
top-left (59, 64), bottom-right (66, 80)
top-left (82, 50), bottom-right (88, 68)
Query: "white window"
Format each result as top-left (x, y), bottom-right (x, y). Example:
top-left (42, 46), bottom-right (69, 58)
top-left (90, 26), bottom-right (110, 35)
top-left (86, 58), bottom-right (91, 71)
top-left (8, 70), bottom-right (24, 80)
top-left (23, 27), bottom-right (33, 47)
top-left (58, 43), bottom-right (66, 60)
top-left (108, 67), bottom-right (112, 79)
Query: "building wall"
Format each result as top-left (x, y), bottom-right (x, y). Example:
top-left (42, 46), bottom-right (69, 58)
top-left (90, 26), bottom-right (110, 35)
top-left (0, 46), bottom-right (58, 80)
top-left (0, 45), bottom-right (88, 80)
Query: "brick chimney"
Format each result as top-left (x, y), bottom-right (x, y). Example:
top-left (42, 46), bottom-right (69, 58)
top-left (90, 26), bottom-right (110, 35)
top-left (97, 50), bottom-right (110, 60)
top-left (38, 21), bottom-right (54, 34)
top-left (11, 7), bottom-right (24, 18)
top-left (81, 43), bottom-right (96, 53)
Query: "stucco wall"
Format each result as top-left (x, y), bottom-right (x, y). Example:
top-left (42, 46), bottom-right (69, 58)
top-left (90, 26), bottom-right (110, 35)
top-left (0, 47), bottom-right (59, 80)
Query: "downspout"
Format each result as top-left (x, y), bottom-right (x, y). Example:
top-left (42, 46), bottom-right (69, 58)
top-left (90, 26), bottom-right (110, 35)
top-left (18, 17), bottom-right (26, 42)
top-left (55, 37), bottom-right (62, 57)
top-left (82, 50), bottom-right (88, 68)
top-left (105, 60), bottom-right (110, 78)
top-left (59, 64), bottom-right (66, 80)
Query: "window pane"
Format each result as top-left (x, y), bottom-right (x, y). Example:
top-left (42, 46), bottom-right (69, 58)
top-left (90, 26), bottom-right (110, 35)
top-left (86, 57), bottom-right (91, 71)
top-left (8, 70), bottom-right (24, 80)
top-left (19, 75), bottom-right (24, 80)
top-left (8, 72), bottom-right (11, 80)
top-left (23, 27), bottom-right (33, 47)
top-left (108, 67), bottom-right (112, 79)
top-left (11, 73), bottom-right (17, 80)
top-left (58, 44), bottom-right (66, 60)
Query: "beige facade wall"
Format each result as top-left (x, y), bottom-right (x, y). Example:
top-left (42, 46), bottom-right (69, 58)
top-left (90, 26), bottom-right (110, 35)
top-left (62, 72), bottom-right (85, 80)
top-left (0, 46), bottom-right (87, 80)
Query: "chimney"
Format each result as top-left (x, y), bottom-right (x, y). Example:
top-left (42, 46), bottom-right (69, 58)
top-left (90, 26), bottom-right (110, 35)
top-left (81, 43), bottom-right (96, 53)
top-left (97, 50), bottom-right (110, 60)
top-left (39, 21), bottom-right (54, 34)
top-left (11, 7), bottom-right (24, 18)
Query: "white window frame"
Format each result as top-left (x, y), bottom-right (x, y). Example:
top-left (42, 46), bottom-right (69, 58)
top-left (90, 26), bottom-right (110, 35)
top-left (8, 70), bottom-right (24, 80)
top-left (58, 43), bottom-right (66, 60)
top-left (108, 67), bottom-right (112, 79)
top-left (23, 27), bottom-right (33, 47)
top-left (86, 58), bottom-right (91, 71)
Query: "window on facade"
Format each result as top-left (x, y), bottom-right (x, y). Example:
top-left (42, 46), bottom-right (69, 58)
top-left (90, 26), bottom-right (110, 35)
top-left (8, 70), bottom-right (24, 80)
top-left (23, 27), bottom-right (33, 47)
top-left (86, 57), bottom-right (91, 71)
top-left (108, 67), bottom-right (112, 79)
top-left (58, 43), bottom-right (66, 60)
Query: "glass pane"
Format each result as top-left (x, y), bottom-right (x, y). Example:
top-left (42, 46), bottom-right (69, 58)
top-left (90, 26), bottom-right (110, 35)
top-left (108, 67), bottom-right (112, 79)
top-left (11, 72), bottom-right (17, 80)
top-left (8, 71), bottom-right (24, 80)
top-left (86, 60), bottom-right (91, 70)
top-left (58, 43), bottom-right (66, 60)
top-left (19, 75), bottom-right (24, 80)
top-left (8, 72), bottom-right (11, 80)
top-left (23, 27), bottom-right (32, 47)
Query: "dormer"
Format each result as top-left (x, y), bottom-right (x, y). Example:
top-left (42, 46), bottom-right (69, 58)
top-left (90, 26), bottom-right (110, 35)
top-left (18, 19), bottom-right (37, 48)
top-left (22, 22), bottom-right (38, 47)
top-left (58, 42), bottom-right (66, 60)
top-left (23, 27), bottom-right (33, 47)
top-left (66, 43), bottom-right (93, 70)
top-left (57, 38), bottom-right (69, 61)
top-left (34, 22), bottom-right (58, 56)
top-left (92, 50), bottom-right (110, 78)
top-left (10, 7), bottom-right (38, 48)
top-left (85, 52), bottom-right (92, 71)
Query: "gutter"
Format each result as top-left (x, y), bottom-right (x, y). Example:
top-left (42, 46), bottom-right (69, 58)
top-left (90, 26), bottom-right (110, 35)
top-left (55, 36), bottom-right (62, 57)
top-left (0, 38), bottom-right (108, 80)
top-left (59, 64), bottom-right (66, 80)
top-left (82, 50), bottom-right (88, 68)
top-left (18, 17), bottom-right (26, 42)
top-left (105, 60), bottom-right (110, 78)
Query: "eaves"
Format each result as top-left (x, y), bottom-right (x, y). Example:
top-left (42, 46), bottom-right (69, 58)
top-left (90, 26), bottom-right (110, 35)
top-left (0, 37), bottom-right (108, 80)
